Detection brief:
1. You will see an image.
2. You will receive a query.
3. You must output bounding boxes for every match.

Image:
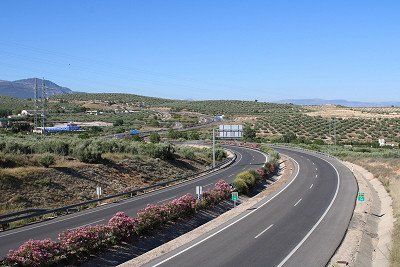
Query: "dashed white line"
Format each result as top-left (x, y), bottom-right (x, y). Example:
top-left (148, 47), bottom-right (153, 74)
top-left (157, 195), bottom-right (177, 204)
top-left (254, 224), bottom-right (274, 239)
top-left (203, 182), bottom-right (214, 187)
top-left (310, 183), bottom-right (314, 189)
top-left (315, 174), bottom-right (318, 178)
top-left (294, 198), bottom-right (302, 207)
top-left (70, 219), bottom-right (104, 230)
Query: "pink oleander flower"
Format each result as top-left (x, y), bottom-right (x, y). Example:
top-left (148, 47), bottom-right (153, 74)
top-left (58, 224), bottom-right (109, 257)
top-left (6, 239), bottom-right (61, 267)
top-left (108, 212), bottom-right (139, 241)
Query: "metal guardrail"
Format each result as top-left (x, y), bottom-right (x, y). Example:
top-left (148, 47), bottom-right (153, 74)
top-left (0, 152), bottom-right (237, 229)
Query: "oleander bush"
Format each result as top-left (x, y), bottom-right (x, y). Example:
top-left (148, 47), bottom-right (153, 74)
top-left (3, 180), bottom-right (232, 267)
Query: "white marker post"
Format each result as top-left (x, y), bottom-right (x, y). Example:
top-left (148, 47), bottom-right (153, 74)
top-left (196, 186), bottom-right (203, 200)
top-left (212, 128), bottom-right (216, 168)
top-left (96, 186), bottom-right (102, 199)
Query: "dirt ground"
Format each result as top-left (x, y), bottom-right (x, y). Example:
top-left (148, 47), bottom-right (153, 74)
top-left (305, 105), bottom-right (400, 119)
top-left (342, 157), bottom-right (400, 266)
top-left (0, 155), bottom-right (208, 215)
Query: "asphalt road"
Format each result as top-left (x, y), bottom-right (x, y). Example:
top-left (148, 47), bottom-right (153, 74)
top-left (0, 145), bottom-right (267, 259)
top-left (146, 146), bottom-right (357, 267)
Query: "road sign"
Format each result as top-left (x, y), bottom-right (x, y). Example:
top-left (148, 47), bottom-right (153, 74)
top-left (218, 125), bottom-right (243, 139)
top-left (232, 192), bottom-right (239, 207)
top-left (232, 192), bottom-right (239, 201)
top-left (196, 186), bottom-right (203, 199)
top-left (357, 192), bottom-right (365, 202)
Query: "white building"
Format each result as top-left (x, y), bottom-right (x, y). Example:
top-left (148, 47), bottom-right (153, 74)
top-left (378, 138), bottom-right (386, 147)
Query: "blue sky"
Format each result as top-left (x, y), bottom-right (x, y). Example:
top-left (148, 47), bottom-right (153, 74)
top-left (0, 1), bottom-right (399, 101)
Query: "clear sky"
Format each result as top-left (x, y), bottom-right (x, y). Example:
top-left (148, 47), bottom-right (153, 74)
top-left (0, 1), bottom-right (399, 101)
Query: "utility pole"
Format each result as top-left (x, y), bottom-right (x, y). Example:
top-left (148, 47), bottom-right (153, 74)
top-left (212, 128), bottom-right (216, 168)
top-left (33, 78), bottom-right (39, 130)
top-left (333, 118), bottom-right (337, 145)
top-left (41, 78), bottom-right (47, 135)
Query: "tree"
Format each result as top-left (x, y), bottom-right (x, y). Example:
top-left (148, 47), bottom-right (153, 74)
top-left (282, 132), bottom-right (297, 143)
top-left (149, 132), bottom-right (161, 143)
top-left (243, 125), bottom-right (256, 141)
top-left (113, 119), bottom-right (124, 126)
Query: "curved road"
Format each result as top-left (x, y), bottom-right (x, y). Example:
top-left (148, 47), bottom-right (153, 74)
top-left (0, 145), bottom-right (267, 259)
top-left (145, 146), bottom-right (357, 267)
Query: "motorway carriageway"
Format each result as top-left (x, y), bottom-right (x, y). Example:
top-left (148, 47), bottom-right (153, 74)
top-left (0, 145), bottom-right (267, 258)
top-left (145, 147), bottom-right (357, 267)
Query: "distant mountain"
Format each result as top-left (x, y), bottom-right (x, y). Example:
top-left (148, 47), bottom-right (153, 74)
top-left (0, 78), bottom-right (75, 99)
top-left (277, 98), bottom-right (400, 107)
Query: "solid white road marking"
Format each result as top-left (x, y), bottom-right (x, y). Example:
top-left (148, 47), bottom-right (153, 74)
top-left (294, 199), bottom-right (302, 207)
top-left (254, 224), bottom-right (274, 239)
top-left (151, 155), bottom-right (300, 267)
top-left (310, 183), bottom-right (314, 189)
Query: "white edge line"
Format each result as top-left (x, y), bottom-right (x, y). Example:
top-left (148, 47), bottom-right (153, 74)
top-left (0, 148), bottom-right (245, 238)
top-left (151, 155), bottom-right (300, 267)
top-left (254, 224), bottom-right (274, 239)
top-left (276, 154), bottom-right (340, 267)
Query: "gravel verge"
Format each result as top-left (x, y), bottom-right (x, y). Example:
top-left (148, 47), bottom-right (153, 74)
top-left (329, 161), bottom-right (394, 267)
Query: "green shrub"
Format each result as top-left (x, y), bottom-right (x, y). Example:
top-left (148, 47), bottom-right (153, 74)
top-left (149, 132), bottom-right (161, 143)
top-left (141, 143), bottom-right (175, 160)
top-left (38, 153), bottom-right (55, 168)
top-left (235, 171), bottom-right (256, 187)
top-left (179, 147), bottom-right (196, 160)
top-left (233, 178), bottom-right (248, 194)
top-left (73, 142), bottom-right (102, 163)
top-left (248, 169), bottom-right (262, 183)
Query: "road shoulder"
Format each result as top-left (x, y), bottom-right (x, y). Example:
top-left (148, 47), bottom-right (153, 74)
top-left (329, 161), bottom-right (394, 267)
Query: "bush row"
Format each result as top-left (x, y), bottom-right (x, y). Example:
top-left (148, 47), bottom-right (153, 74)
top-left (4, 180), bottom-right (232, 267)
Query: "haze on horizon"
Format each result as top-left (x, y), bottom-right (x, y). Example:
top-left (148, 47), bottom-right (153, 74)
top-left (0, 1), bottom-right (399, 102)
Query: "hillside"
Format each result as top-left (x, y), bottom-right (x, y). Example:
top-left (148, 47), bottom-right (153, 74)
top-left (0, 78), bottom-right (74, 99)
top-left (278, 98), bottom-right (400, 107)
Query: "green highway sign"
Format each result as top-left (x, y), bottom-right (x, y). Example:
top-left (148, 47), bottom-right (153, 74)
top-left (231, 192), bottom-right (239, 201)
top-left (357, 192), bottom-right (365, 202)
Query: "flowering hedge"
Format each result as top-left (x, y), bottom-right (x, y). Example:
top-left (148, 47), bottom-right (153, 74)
top-left (4, 180), bottom-right (232, 267)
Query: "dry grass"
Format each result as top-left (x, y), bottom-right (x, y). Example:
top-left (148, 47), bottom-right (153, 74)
top-left (343, 157), bottom-right (400, 266)
top-left (305, 105), bottom-right (400, 119)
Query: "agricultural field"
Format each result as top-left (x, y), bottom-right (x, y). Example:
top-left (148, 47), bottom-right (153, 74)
top-left (0, 134), bottom-right (226, 215)
top-left (304, 105), bottom-right (400, 119)
top-left (255, 113), bottom-right (400, 144)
